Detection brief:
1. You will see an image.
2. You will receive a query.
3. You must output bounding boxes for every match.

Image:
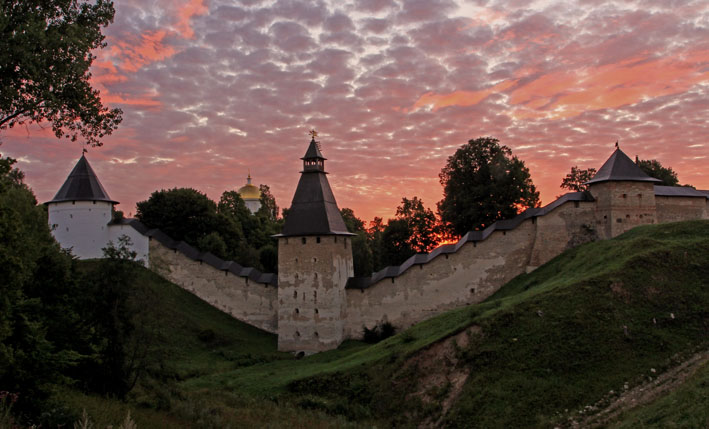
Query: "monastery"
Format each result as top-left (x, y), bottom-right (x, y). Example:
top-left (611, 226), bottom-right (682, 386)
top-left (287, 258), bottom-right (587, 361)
top-left (46, 139), bottom-right (709, 354)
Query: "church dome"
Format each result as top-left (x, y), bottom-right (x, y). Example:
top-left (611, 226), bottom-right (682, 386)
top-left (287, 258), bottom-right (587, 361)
top-left (238, 174), bottom-right (261, 200)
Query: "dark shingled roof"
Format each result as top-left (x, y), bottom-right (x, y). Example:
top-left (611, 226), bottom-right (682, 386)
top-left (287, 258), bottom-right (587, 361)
top-left (47, 155), bottom-right (118, 204)
top-left (654, 185), bottom-right (709, 198)
top-left (586, 148), bottom-right (660, 185)
top-left (302, 138), bottom-right (325, 160)
top-left (279, 139), bottom-right (353, 237)
top-left (346, 191), bottom-right (595, 289)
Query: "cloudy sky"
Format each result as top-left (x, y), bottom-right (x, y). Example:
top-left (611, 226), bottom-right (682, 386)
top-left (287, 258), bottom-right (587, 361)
top-left (3, 0), bottom-right (708, 222)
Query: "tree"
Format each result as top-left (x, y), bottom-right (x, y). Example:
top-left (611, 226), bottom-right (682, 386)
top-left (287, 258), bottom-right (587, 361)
top-left (0, 0), bottom-right (122, 146)
top-left (340, 208), bottom-right (373, 276)
top-left (258, 184), bottom-right (279, 220)
top-left (636, 159), bottom-right (680, 186)
top-left (560, 166), bottom-right (597, 192)
top-left (380, 219), bottom-right (416, 267)
top-left (367, 217), bottom-right (386, 272)
top-left (438, 137), bottom-right (540, 236)
top-left (394, 197), bottom-right (440, 253)
top-left (136, 188), bottom-right (220, 245)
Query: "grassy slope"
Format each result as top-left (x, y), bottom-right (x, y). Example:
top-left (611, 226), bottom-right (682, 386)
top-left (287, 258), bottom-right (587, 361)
top-left (611, 360), bottom-right (709, 428)
top-left (199, 220), bottom-right (707, 427)
top-left (65, 262), bottom-right (358, 428)
top-left (65, 220), bottom-right (709, 427)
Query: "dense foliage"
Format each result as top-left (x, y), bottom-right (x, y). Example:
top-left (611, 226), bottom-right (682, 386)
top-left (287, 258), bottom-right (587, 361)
top-left (560, 166), bottom-right (597, 192)
top-left (136, 187), bottom-right (282, 272)
top-left (0, 158), bottom-right (160, 425)
top-left (438, 137), bottom-right (540, 237)
top-left (636, 158), bottom-right (680, 186)
top-left (0, 0), bottom-right (122, 146)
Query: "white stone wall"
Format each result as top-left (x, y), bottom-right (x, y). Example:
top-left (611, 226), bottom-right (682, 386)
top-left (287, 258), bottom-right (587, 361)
top-left (108, 223), bottom-right (150, 267)
top-left (48, 201), bottom-right (113, 259)
top-left (48, 201), bottom-right (149, 265)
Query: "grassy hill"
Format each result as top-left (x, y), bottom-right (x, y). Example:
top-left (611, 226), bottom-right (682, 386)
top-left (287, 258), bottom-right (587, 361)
top-left (60, 220), bottom-right (709, 427)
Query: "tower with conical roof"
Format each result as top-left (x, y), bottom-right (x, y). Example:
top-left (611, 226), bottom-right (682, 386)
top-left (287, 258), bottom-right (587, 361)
top-left (276, 136), bottom-right (354, 353)
top-left (46, 155), bottom-right (118, 259)
top-left (586, 146), bottom-right (660, 239)
top-left (46, 155), bottom-right (149, 263)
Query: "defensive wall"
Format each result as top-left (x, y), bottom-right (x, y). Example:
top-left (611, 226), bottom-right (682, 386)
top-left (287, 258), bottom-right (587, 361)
top-left (135, 184), bottom-right (709, 341)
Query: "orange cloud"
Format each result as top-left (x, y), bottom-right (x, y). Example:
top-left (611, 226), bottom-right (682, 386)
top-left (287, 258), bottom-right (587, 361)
top-left (413, 79), bottom-right (518, 111)
top-left (175, 0), bottom-right (208, 39)
top-left (109, 30), bottom-right (177, 72)
top-left (415, 50), bottom-right (709, 120)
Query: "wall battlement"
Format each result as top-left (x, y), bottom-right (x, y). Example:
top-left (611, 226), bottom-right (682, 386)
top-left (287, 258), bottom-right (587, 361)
top-left (48, 147), bottom-right (709, 354)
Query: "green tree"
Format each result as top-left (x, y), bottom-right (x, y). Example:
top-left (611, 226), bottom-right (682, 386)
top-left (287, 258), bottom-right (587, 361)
top-left (367, 217), bottom-right (386, 272)
top-left (395, 197), bottom-right (440, 253)
top-left (636, 159), bottom-right (680, 186)
top-left (136, 188), bottom-right (220, 245)
top-left (258, 184), bottom-right (279, 220)
top-left (560, 166), bottom-right (597, 192)
top-left (438, 137), bottom-right (540, 236)
top-left (0, 157), bottom-right (85, 420)
top-left (340, 208), bottom-right (373, 276)
top-left (0, 0), bottom-right (122, 146)
top-left (380, 219), bottom-right (416, 267)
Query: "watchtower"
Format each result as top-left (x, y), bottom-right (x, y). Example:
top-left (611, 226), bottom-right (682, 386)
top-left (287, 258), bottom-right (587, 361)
top-left (276, 135), bottom-right (354, 353)
top-left (46, 155), bottom-right (118, 259)
top-left (586, 147), bottom-right (660, 239)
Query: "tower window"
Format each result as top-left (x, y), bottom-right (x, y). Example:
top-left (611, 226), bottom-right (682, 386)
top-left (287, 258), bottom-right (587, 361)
top-left (295, 308), bottom-right (299, 314)
top-left (296, 331), bottom-right (300, 337)
top-left (315, 308), bottom-right (319, 314)
top-left (316, 236), bottom-right (321, 243)
top-left (70, 214), bottom-right (73, 218)
top-left (313, 257), bottom-right (317, 263)
top-left (314, 331), bottom-right (319, 337)
top-left (302, 237), bottom-right (306, 244)
top-left (294, 290), bottom-right (297, 298)
top-left (622, 193), bottom-right (627, 198)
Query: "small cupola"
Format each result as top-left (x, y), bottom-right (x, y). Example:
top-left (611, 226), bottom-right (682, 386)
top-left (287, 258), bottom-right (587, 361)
top-left (302, 130), bottom-right (326, 173)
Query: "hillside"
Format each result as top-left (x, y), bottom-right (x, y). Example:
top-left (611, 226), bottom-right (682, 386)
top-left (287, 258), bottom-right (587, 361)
top-left (57, 220), bottom-right (709, 428)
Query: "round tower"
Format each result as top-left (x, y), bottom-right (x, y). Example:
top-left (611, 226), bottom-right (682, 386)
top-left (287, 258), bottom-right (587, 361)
top-left (46, 155), bottom-right (117, 259)
top-left (276, 136), bottom-right (354, 354)
top-left (586, 146), bottom-right (660, 239)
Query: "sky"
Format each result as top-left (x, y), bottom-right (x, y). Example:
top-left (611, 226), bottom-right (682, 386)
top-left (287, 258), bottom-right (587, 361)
top-left (2, 0), bottom-right (708, 222)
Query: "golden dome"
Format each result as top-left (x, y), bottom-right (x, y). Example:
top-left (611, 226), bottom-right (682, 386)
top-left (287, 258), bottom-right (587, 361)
top-left (238, 174), bottom-right (261, 200)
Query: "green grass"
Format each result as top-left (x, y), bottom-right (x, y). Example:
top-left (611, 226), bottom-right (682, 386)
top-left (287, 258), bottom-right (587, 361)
top-left (218, 220), bottom-right (708, 427)
top-left (611, 360), bottom-right (709, 428)
top-left (63, 220), bottom-right (709, 427)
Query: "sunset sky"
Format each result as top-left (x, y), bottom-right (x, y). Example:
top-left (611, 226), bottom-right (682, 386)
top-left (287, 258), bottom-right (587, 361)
top-left (2, 0), bottom-right (708, 222)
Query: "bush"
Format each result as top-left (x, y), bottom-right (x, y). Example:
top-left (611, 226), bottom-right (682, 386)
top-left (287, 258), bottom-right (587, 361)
top-left (363, 322), bottom-right (396, 344)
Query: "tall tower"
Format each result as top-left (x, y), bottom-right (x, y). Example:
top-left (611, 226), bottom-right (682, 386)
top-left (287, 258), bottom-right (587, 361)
top-left (587, 147), bottom-right (660, 239)
top-left (276, 136), bottom-right (354, 353)
top-left (46, 155), bottom-right (118, 258)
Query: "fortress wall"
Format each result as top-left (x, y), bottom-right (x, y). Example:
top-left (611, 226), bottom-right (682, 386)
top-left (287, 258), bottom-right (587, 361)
top-left (655, 196), bottom-right (708, 223)
top-left (528, 201), bottom-right (597, 268)
top-left (344, 219), bottom-right (537, 337)
top-left (149, 239), bottom-right (278, 333)
top-left (108, 223), bottom-right (150, 267)
top-left (590, 182), bottom-right (658, 239)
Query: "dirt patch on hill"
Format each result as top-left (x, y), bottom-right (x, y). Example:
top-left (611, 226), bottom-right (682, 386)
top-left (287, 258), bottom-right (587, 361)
top-left (567, 349), bottom-right (709, 428)
top-left (399, 326), bottom-right (481, 428)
